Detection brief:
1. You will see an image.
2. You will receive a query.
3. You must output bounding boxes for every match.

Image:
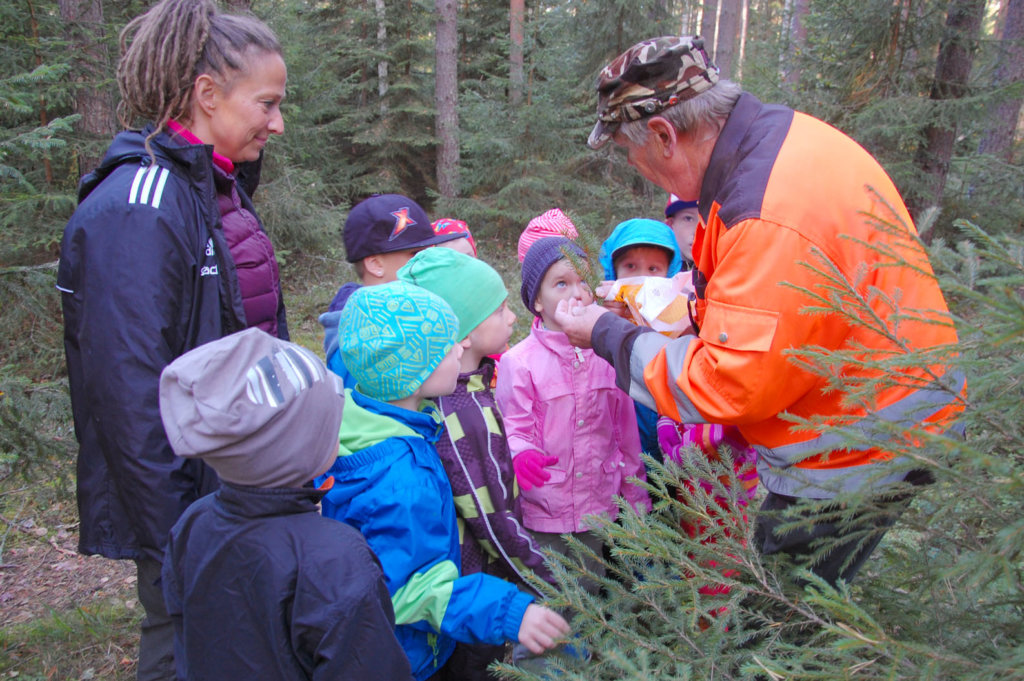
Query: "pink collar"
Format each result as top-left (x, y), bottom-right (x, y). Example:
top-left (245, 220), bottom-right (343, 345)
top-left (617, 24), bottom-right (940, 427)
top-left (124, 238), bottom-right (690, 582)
top-left (167, 120), bottom-right (234, 174)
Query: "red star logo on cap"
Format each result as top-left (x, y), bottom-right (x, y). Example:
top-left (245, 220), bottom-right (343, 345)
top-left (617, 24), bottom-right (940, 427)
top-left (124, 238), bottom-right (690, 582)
top-left (389, 207), bottom-right (417, 241)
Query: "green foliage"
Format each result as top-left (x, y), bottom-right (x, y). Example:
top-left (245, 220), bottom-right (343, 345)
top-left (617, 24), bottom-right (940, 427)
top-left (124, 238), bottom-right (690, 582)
top-left (0, 371), bottom-right (74, 504)
top-left (0, 0), bottom-right (85, 266)
top-left (0, 603), bottom-right (139, 680)
top-left (760, 0), bottom-right (1024, 238)
top-left (496, 222), bottom-right (1023, 681)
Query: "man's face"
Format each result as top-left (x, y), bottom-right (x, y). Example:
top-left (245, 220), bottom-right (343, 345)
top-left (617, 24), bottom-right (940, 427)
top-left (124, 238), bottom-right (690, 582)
top-left (613, 129), bottom-right (667, 188)
top-left (612, 121), bottom-right (707, 205)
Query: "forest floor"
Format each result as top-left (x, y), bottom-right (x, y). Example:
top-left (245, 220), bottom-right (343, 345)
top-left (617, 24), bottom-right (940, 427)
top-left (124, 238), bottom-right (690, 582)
top-left (0, 499), bottom-right (140, 680)
top-left (1, 519), bottom-right (136, 629)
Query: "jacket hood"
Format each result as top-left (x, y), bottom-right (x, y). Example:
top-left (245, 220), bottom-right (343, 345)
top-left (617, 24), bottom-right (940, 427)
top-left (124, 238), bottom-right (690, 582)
top-left (338, 389), bottom-right (442, 456)
top-left (80, 126), bottom-right (263, 203)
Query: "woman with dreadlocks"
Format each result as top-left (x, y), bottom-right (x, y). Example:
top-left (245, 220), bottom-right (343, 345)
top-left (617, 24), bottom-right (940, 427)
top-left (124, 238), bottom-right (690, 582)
top-left (57, 0), bottom-right (288, 677)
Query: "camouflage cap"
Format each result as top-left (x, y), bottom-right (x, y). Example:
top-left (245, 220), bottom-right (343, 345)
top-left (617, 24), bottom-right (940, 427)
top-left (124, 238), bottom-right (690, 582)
top-left (587, 36), bottom-right (719, 150)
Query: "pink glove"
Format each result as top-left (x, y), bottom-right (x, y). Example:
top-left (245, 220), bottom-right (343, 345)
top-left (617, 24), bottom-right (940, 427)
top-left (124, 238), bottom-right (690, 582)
top-left (513, 449), bottom-right (558, 491)
top-left (656, 416), bottom-right (686, 464)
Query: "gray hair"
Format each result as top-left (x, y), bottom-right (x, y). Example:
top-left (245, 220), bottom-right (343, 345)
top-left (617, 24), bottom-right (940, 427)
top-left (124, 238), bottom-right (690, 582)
top-left (617, 79), bottom-right (742, 147)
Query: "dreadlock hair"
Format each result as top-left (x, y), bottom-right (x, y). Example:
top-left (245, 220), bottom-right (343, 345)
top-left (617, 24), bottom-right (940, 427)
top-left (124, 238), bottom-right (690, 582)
top-left (116, 0), bottom-right (282, 158)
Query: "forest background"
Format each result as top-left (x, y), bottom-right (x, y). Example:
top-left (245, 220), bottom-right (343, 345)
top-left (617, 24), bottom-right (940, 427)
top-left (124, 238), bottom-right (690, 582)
top-left (1, 0), bottom-right (1023, 679)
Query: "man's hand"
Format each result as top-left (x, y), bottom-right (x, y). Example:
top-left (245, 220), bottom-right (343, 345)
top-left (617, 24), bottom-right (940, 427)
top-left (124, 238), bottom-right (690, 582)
top-left (517, 603), bottom-right (571, 654)
top-left (594, 281), bottom-right (632, 320)
top-left (553, 298), bottom-right (609, 349)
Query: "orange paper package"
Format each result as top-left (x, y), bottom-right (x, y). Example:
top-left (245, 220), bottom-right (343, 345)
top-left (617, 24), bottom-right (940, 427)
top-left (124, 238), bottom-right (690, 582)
top-left (605, 274), bottom-right (695, 338)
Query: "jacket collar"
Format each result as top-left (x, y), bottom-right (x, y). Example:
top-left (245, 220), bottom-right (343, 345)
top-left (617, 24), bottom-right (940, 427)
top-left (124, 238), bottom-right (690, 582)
top-left (216, 481), bottom-right (325, 518)
top-left (80, 124), bottom-right (263, 203)
top-left (530, 317), bottom-right (586, 358)
top-left (456, 356), bottom-right (496, 393)
top-left (338, 388), bottom-right (442, 456)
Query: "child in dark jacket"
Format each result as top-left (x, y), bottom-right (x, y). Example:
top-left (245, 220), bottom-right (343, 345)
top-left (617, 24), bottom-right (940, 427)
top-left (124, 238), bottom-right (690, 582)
top-left (158, 327), bottom-right (411, 681)
top-left (397, 248), bottom-right (553, 680)
top-left (317, 281), bottom-right (570, 681)
top-left (319, 194), bottom-right (466, 387)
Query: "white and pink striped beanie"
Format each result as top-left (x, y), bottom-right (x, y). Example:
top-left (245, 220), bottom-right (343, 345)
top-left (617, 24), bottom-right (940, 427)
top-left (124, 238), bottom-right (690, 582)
top-left (517, 208), bottom-right (579, 263)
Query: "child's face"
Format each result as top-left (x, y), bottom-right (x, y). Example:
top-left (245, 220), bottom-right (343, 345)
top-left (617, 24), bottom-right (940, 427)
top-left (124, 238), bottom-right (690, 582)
top-left (436, 237), bottom-right (475, 258)
top-left (614, 245), bottom-right (672, 278)
top-left (419, 341), bottom-right (465, 398)
top-left (534, 259), bottom-right (593, 331)
top-left (667, 206), bottom-right (700, 257)
top-left (469, 301), bottom-right (516, 356)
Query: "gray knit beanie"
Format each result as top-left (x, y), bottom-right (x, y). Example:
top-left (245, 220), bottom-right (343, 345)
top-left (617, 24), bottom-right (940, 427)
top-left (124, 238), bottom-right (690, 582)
top-left (159, 328), bottom-right (344, 488)
top-left (520, 236), bottom-right (588, 316)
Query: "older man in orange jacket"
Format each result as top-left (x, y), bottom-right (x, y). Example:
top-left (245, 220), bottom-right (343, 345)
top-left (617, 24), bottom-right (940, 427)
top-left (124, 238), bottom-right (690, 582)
top-left (556, 36), bottom-right (964, 585)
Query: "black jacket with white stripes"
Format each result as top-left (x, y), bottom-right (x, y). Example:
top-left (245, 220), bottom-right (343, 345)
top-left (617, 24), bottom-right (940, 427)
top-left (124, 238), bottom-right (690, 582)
top-left (57, 126), bottom-right (288, 561)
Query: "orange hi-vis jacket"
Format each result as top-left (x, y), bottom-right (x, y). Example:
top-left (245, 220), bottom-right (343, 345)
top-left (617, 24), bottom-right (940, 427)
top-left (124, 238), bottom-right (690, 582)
top-left (592, 93), bottom-right (964, 499)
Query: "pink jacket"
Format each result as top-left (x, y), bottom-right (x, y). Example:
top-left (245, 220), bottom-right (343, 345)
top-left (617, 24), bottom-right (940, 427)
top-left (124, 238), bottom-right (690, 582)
top-left (495, 319), bottom-right (650, 533)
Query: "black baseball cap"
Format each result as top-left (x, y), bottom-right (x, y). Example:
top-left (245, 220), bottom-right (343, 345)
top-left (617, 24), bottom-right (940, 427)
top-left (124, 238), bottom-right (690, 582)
top-left (343, 194), bottom-right (463, 263)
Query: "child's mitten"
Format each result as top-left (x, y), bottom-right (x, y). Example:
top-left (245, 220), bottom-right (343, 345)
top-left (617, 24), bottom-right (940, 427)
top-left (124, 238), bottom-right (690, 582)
top-left (513, 449), bottom-right (558, 491)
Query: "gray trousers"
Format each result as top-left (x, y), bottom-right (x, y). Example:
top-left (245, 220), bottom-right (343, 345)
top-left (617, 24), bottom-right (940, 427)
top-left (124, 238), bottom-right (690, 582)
top-left (134, 556), bottom-right (175, 681)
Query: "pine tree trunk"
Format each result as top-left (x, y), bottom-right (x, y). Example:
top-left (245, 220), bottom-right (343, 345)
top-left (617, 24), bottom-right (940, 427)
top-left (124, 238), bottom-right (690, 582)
top-left (782, 0), bottom-right (809, 86)
top-left (977, 0), bottom-right (1024, 162)
top-left (737, 0), bottom-right (748, 80)
top-left (375, 0), bottom-right (389, 116)
top-left (435, 0), bottom-right (460, 197)
top-left (908, 0), bottom-right (985, 232)
top-left (57, 0), bottom-right (115, 177)
top-left (701, 0), bottom-right (718, 50)
top-left (680, 2), bottom-right (695, 35)
top-left (715, 0), bottom-right (740, 78)
top-left (510, 0), bottom-right (524, 107)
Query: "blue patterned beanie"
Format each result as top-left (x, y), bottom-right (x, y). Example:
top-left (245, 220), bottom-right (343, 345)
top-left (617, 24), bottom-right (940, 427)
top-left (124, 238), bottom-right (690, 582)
top-left (338, 281), bottom-right (459, 401)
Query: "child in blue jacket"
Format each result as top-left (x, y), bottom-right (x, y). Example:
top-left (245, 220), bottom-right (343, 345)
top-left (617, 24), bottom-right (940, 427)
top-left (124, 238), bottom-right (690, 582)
top-left (317, 281), bottom-right (570, 681)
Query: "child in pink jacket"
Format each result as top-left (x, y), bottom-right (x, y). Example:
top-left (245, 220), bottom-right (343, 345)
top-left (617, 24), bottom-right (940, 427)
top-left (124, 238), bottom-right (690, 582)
top-left (495, 237), bottom-right (650, 584)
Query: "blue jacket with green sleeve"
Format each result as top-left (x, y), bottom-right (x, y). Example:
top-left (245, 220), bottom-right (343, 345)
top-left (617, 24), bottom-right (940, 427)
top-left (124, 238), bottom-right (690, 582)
top-left (317, 390), bottom-right (535, 680)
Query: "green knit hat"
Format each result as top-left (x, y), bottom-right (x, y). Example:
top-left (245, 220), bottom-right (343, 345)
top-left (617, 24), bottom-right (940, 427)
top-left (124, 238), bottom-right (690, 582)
top-left (397, 248), bottom-right (508, 341)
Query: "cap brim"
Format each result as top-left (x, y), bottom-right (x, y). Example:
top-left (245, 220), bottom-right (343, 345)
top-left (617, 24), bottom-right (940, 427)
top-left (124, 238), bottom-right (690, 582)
top-left (380, 230), bottom-right (466, 254)
top-left (587, 120), bottom-right (616, 150)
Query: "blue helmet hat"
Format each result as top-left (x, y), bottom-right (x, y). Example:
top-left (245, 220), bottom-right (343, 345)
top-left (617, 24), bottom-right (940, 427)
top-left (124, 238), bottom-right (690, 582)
top-left (599, 218), bottom-right (684, 280)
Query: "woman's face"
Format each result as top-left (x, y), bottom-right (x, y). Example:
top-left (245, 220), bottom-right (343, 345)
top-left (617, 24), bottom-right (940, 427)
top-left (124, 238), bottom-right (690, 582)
top-left (195, 51), bottom-right (287, 163)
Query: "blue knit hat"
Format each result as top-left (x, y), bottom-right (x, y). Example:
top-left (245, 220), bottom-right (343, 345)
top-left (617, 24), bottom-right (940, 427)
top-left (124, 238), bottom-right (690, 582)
top-left (665, 193), bottom-right (699, 218)
top-left (338, 281), bottom-right (459, 401)
top-left (599, 218), bottom-right (683, 280)
top-left (520, 237), bottom-right (588, 317)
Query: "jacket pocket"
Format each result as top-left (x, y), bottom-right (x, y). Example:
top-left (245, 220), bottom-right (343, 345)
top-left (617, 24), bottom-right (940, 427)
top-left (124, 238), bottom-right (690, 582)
top-left (600, 452), bottom-right (625, 493)
top-left (700, 299), bottom-right (779, 353)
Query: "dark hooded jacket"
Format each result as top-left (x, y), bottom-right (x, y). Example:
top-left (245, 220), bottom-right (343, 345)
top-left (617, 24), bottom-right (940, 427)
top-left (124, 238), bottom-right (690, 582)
top-left (57, 125), bottom-right (287, 561)
top-left (162, 482), bottom-right (413, 681)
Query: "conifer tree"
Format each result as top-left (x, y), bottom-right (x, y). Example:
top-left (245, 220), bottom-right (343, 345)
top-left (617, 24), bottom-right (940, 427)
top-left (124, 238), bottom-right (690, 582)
top-left (494, 216), bottom-right (1024, 681)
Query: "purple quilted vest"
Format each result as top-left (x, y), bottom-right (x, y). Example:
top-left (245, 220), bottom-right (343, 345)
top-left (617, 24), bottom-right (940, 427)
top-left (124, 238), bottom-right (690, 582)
top-left (214, 167), bottom-right (280, 336)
